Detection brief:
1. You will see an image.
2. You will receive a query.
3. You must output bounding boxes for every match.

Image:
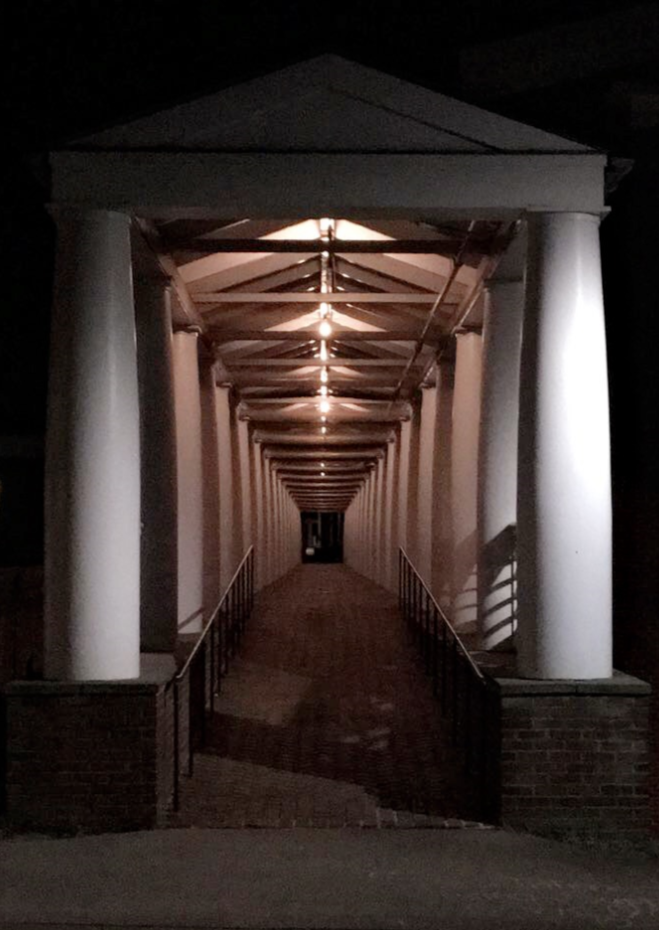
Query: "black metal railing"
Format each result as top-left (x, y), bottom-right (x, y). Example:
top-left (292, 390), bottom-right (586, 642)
top-left (167, 546), bottom-right (255, 811)
top-left (398, 547), bottom-right (491, 795)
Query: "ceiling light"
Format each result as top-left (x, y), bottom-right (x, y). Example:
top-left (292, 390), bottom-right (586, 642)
top-left (319, 341), bottom-right (329, 362)
top-left (320, 400), bottom-right (330, 414)
top-left (321, 426), bottom-right (327, 434)
top-left (319, 385), bottom-right (328, 397)
top-left (319, 319), bottom-right (332, 338)
top-left (320, 367), bottom-right (329, 384)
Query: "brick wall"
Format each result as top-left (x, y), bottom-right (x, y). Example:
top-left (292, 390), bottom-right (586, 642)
top-left (4, 655), bottom-right (177, 834)
top-left (483, 674), bottom-right (650, 845)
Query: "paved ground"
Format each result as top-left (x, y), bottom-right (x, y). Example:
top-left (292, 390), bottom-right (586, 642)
top-left (3, 565), bottom-right (659, 928)
top-left (172, 564), bottom-right (477, 828)
top-left (1, 827), bottom-right (659, 928)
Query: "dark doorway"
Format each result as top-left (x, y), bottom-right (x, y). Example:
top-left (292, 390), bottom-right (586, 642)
top-left (301, 511), bottom-right (344, 563)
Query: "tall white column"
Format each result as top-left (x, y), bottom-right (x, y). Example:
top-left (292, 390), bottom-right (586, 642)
top-left (405, 401), bottom-right (423, 566)
top-left (216, 386), bottom-right (235, 591)
top-left (373, 460), bottom-right (383, 583)
top-left (368, 470), bottom-right (377, 580)
top-left (431, 362), bottom-right (454, 609)
top-left (397, 420), bottom-right (412, 555)
top-left (478, 282), bottom-right (524, 650)
top-left (252, 443), bottom-right (265, 589)
top-left (452, 332), bottom-right (483, 633)
top-left (237, 418), bottom-right (253, 553)
top-left (264, 462), bottom-right (275, 585)
top-left (44, 209), bottom-right (140, 680)
top-left (416, 384), bottom-right (437, 587)
top-left (173, 330), bottom-right (204, 633)
top-left (517, 212), bottom-right (612, 679)
top-left (229, 402), bottom-right (245, 562)
top-left (199, 356), bottom-right (221, 615)
top-left (135, 278), bottom-right (178, 653)
top-left (383, 441), bottom-right (396, 592)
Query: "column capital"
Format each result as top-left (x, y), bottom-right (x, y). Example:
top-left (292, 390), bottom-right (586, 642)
top-left (524, 209), bottom-right (606, 227)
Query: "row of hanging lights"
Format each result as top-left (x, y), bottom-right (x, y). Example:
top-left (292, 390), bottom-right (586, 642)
top-left (317, 218), bottom-right (334, 422)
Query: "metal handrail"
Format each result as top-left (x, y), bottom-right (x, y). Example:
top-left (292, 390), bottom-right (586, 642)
top-left (398, 545), bottom-right (485, 682)
top-left (176, 546), bottom-right (254, 682)
top-left (398, 546), bottom-right (491, 812)
top-left (168, 545), bottom-right (255, 811)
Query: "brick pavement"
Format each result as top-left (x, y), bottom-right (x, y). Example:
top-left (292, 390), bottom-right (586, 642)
top-left (172, 564), bottom-right (484, 828)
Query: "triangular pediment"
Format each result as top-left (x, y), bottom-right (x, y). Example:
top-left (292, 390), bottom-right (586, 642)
top-left (75, 55), bottom-right (593, 154)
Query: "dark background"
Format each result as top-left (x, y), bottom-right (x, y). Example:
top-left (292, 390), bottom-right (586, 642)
top-left (2, 0), bottom-right (659, 678)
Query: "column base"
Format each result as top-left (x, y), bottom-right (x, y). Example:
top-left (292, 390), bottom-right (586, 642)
top-left (483, 672), bottom-right (651, 846)
top-left (3, 654), bottom-right (177, 834)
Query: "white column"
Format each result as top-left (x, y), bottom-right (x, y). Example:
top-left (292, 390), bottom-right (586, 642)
top-left (517, 212), bottom-right (612, 679)
top-left (135, 278), bottom-right (178, 653)
top-left (431, 362), bottom-right (454, 609)
top-left (216, 386), bottom-right (235, 591)
top-left (373, 461), bottom-right (383, 583)
top-left (478, 282), bottom-right (524, 650)
top-left (452, 332), bottom-right (483, 633)
top-left (416, 384), bottom-right (437, 587)
top-left (383, 441), bottom-right (396, 592)
top-left (229, 401), bottom-right (245, 562)
top-left (264, 462), bottom-right (275, 584)
top-left (405, 401), bottom-right (423, 566)
top-left (44, 209), bottom-right (140, 680)
top-left (397, 419), bottom-right (412, 555)
top-left (237, 418), bottom-right (253, 553)
top-left (173, 330), bottom-right (204, 633)
top-left (200, 356), bottom-right (221, 614)
top-left (252, 443), bottom-right (265, 588)
top-left (367, 470), bottom-right (377, 580)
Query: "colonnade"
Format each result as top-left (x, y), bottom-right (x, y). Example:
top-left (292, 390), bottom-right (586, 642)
top-left (345, 212), bottom-right (613, 681)
top-left (43, 208), bottom-right (299, 683)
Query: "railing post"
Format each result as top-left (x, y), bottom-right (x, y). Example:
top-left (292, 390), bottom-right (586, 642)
top-left (200, 643), bottom-right (207, 747)
top-left (210, 623), bottom-right (216, 714)
top-left (188, 669), bottom-right (194, 776)
top-left (441, 622), bottom-right (448, 714)
top-left (432, 606), bottom-right (439, 696)
top-left (451, 638), bottom-right (459, 746)
top-left (423, 591), bottom-right (432, 675)
top-left (172, 682), bottom-right (180, 812)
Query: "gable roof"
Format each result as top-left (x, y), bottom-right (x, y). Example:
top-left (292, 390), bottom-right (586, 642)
top-left (76, 54), bottom-right (594, 154)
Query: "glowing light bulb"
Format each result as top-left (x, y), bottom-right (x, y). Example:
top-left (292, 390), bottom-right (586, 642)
top-left (320, 367), bottom-right (329, 384)
top-left (321, 415), bottom-right (327, 422)
top-left (321, 426), bottom-right (327, 434)
top-left (321, 471), bottom-right (326, 477)
top-left (320, 400), bottom-right (330, 414)
top-left (319, 385), bottom-right (328, 397)
top-left (319, 341), bottom-right (329, 362)
top-left (319, 319), bottom-right (332, 338)
top-left (321, 462), bottom-right (325, 467)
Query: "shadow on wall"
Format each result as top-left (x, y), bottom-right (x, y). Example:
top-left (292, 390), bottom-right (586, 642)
top-left (453, 529), bottom-right (478, 634)
top-left (479, 523), bottom-right (517, 651)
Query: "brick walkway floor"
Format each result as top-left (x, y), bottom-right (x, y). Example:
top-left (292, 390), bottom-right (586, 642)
top-left (172, 564), bottom-right (485, 829)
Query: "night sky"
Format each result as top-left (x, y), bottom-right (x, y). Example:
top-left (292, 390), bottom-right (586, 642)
top-left (3, 1), bottom-right (659, 671)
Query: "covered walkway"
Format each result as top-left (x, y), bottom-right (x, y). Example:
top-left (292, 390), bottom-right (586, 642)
top-left (2, 55), bottom-right (650, 845)
top-left (172, 564), bottom-right (476, 828)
